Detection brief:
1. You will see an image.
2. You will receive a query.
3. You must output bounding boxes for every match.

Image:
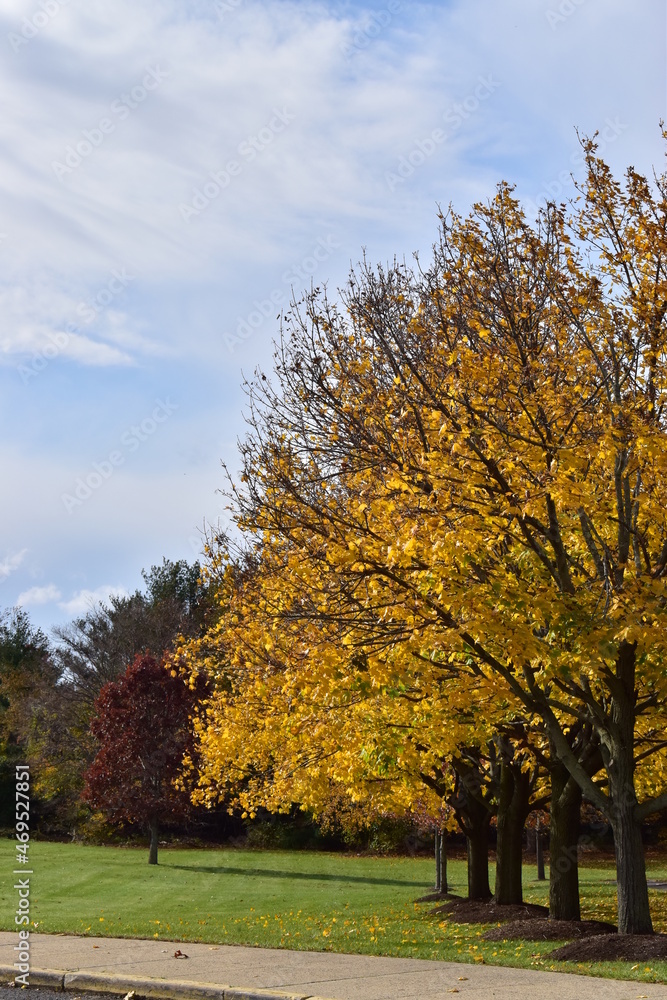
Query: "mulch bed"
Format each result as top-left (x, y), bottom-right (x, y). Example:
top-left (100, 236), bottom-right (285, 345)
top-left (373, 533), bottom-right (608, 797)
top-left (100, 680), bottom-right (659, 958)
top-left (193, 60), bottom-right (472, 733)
top-left (484, 918), bottom-right (617, 941)
top-left (422, 894), bottom-right (667, 959)
top-left (550, 933), bottom-right (667, 962)
top-left (416, 891), bottom-right (460, 903)
top-left (431, 896), bottom-right (549, 923)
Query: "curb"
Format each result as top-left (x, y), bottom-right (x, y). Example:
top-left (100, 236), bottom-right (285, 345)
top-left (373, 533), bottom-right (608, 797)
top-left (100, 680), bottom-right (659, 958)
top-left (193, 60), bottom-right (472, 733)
top-left (0, 966), bottom-right (334, 1000)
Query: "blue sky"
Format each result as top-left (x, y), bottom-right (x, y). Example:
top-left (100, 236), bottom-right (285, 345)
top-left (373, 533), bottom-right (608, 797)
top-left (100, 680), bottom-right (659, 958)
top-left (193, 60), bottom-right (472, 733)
top-left (0, 0), bottom-right (665, 629)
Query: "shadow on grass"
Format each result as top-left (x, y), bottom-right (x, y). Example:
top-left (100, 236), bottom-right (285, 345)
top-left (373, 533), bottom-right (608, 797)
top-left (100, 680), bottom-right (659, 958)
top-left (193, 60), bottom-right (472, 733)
top-left (165, 863), bottom-right (428, 888)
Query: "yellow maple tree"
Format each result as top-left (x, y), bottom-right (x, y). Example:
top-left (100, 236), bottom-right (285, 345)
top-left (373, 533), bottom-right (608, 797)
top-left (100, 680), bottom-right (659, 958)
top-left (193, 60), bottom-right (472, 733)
top-left (185, 133), bottom-right (667, 935)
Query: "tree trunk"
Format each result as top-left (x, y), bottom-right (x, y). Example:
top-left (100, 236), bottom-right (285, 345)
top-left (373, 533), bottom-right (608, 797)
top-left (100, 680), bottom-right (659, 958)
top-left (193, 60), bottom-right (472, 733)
top-left (535, 817), bottom-right (545, 881)
top-left (549, 762), bottom-right (581, 921)
top-left (440, 829), bottom-right (448, 894)
top-left (435, 830), bottom-right (441, 892)
top-left (605, 641), bottom-right (653, 935)
top-left (495, 759), bottom-right (530, 906)
top-left (540, 642), bottom-right (654, 933)
top-left (148, 817), bottom-right (159, 865)
top-left (467, 821), bottom-right (492, 900)
top-left (449, 751), bottom-right (495, 900)
top-left (610, 803), bottom-right (653, 934)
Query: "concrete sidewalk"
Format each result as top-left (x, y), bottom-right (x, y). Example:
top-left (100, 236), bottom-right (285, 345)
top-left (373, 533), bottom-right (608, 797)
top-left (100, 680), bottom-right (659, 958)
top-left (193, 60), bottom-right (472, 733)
top-left (1, 932), bottom-right (666, 1000)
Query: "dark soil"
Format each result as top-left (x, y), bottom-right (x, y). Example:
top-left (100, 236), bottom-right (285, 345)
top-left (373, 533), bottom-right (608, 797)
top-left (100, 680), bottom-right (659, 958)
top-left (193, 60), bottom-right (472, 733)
top-left (431, 896), bottom-right (549, 923)
top-left (550, 933), bottom-right (667, 962)
top-left (484, 918), bottom-right (617, 941)
top-left (416, 891), bottom-right (460, 903)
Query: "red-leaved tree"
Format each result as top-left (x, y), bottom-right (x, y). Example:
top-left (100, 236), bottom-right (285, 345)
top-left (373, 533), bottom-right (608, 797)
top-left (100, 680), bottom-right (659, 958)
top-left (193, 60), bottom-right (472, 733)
top-left (83, 653), bottom-right (203, 864)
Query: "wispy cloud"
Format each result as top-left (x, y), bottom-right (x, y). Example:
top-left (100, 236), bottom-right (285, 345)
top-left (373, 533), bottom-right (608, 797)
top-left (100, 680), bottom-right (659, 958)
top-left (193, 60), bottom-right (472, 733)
top-left (17, 583), bottom-right (61, 605)
top-left (0, 548), bottom-right (28, 581)
top-left (0, 0), bottom-right (464, 366)
top-left (57, 584), bottom-right (129, 616)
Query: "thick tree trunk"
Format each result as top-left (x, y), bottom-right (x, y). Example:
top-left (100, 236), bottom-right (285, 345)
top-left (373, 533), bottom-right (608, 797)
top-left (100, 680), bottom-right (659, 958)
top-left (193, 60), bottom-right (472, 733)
top-left (540, 642), bottom-right (654, 933)
top-left (601, 642), bottom-right (653, 934)
top-left (610, 803), bottom-right (653, 934)
top-left (148, 817), bottom-right (159, 865)
top-left (495, 760), bottom-right (531, 906)
top-left (450, 758), bottom-right (493, 900)
top-left (467, 822), bottom-right (492, 900)
top-left (549, 762), bottom-right (582, 921)
top-left (605, 641), bottom-right (653, 935)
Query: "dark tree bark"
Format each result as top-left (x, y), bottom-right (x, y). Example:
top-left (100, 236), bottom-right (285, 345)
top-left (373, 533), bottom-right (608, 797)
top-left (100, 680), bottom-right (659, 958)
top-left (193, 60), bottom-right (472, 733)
top-left (539, 642), bottom-right (656, 934)
top-left (548, 762), bottom-right (581, 921)
top-left (435, 830), bottom-right (441, 892)
top-left (611, 801), bottom-right (652, 934)
top-left (439, 829), bottom-right (448, 894)
top-left (605, 642), bottom-right (653, 934)
top-left (494, 757), bottom-right (532, 906)
top-left (446, 752), bottom-right (495, 900)
top-left (149, 817), bottom-right (159, 865)
top-left (535, 816), bottom-right (545, 881)
top-left (467, 820), bottom-right (492, 900)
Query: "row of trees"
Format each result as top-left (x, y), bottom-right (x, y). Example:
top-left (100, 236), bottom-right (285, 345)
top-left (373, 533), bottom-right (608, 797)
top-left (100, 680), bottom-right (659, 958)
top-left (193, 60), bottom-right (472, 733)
top-left (0, 559), bottom-right (212, 839)
top-left (4, 136), bottom-right (666, 936)
top-left (178, 137), bottom-right (667, 935)
top-left (1, 556), bottom-right (435, 865)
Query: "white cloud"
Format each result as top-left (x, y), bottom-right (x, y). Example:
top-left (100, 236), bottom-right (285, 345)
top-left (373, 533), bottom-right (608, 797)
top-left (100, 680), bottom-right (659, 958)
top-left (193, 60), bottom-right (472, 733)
top-left (0, 283), bottom-right (169, 368)
top-left (0, 0), bottom-right (464, 364)
top-left (57, 584), bottom-right (129, 616)
top-left (17, 583), bottom-right (61, 606)
top-left (0, 0), bottom-right (664, 632)
top-left (0, 0), bottom-right (660, 371)
top-left (0, 548), bottom-right (28, 580)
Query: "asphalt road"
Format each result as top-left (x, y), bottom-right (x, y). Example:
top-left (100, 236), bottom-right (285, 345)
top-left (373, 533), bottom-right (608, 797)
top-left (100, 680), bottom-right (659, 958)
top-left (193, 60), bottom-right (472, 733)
top-left (0, 991), bottom-right (120, 1000)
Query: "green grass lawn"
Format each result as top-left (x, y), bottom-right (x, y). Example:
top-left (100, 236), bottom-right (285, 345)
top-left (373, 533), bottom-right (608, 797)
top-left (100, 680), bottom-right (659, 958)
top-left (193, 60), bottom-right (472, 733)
top-left (2, 840), bottom-right (667, 985)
